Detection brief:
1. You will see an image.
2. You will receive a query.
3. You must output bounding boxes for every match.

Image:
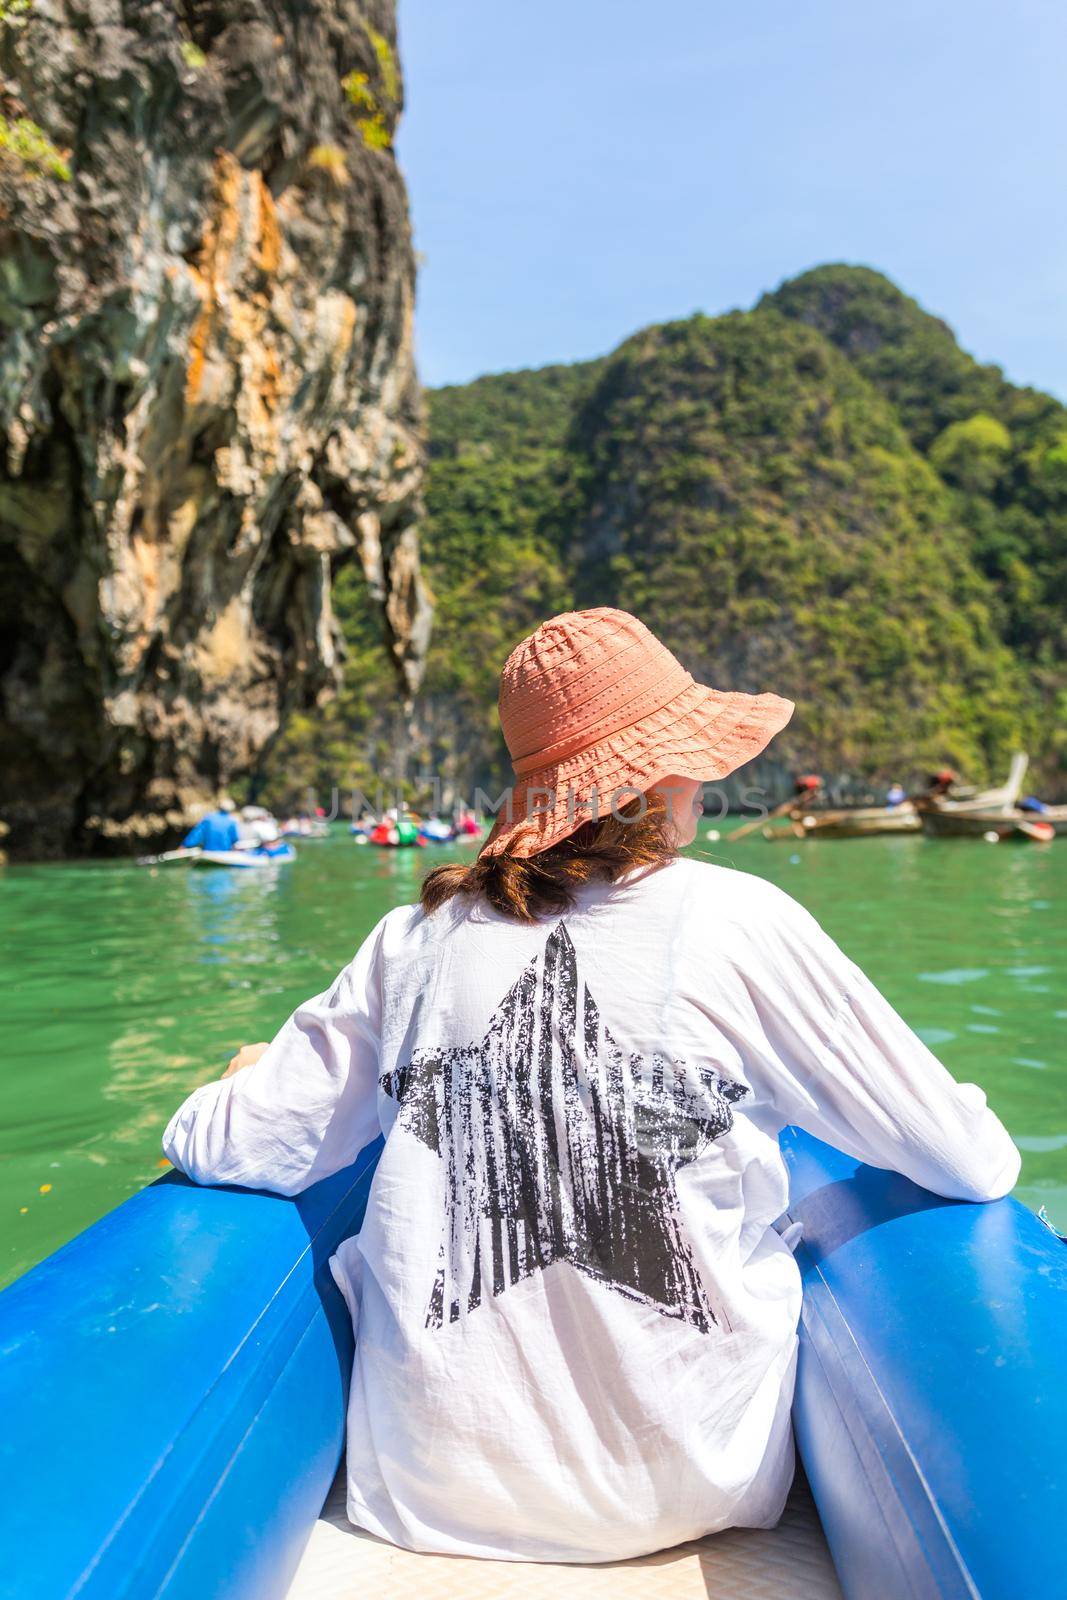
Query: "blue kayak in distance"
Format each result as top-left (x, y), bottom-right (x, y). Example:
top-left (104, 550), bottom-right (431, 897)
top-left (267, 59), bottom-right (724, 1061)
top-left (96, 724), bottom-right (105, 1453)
top-left (0, 1130), bottom-right (1063, 1600)
top-left (194, 846), bottom-right (296, 868)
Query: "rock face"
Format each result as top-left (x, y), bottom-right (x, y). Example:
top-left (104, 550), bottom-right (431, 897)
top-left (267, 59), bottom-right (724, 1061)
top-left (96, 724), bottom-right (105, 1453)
top-left (0, 0), bottom-right (431, 856)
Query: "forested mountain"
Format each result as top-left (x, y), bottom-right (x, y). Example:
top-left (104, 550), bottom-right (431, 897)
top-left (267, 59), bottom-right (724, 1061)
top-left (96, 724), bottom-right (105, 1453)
top-left (268, 267), bottom-right (1066, 807)
top-left (764, 268), bottom-right (1067, 689)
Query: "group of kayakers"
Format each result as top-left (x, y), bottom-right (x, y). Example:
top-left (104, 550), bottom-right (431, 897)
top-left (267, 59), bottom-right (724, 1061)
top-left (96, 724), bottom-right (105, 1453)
top-left (351, 805), bottom-right (484, 849)
top-left (179, 800), bottom-right (300, 861)
top-left (175, 797), bottom-right (487, 860)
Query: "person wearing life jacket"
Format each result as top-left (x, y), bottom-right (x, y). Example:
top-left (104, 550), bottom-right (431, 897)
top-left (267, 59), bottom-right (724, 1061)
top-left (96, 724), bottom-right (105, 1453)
top-left (455, 806), bottom-right (482, 839)
top-left (254, 835), bottom-right (291, 858)
top-left (164, 608), bottom-right (1018, 1565)
top-left (181, 797), bottom-right (239, 853)
top-left (926, 768), bottom-right (958, 798)
top-left (395, 813), bottom-right (421, 848)
top-left (240, 805), bottom-right (283, 847)
top-left (792, 773), bottom-right (822, 806)
top-left (351, 810), bottom-right (378, 839)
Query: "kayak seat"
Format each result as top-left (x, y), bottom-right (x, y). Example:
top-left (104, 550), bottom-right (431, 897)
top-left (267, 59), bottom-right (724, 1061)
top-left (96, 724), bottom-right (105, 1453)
top-left (287, 1466), bottom-right (841, 1599)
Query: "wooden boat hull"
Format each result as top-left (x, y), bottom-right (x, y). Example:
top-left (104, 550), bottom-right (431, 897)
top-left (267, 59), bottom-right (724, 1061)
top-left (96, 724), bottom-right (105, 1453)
top-left (763, 804), bottom-right (921, 840)
top-left (801, 804), bottom-right (920, 839)
top-left (920, 809), bottom-right (1057, 840)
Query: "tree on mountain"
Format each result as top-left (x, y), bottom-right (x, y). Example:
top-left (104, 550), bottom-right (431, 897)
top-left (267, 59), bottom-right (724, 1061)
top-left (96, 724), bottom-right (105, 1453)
top-left (929, 415), bottom-right (1012, 496)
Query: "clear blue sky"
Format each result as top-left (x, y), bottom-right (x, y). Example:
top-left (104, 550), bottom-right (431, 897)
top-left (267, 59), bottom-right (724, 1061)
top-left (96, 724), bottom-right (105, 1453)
top-left (396, 0), bottom-right (1066, 399)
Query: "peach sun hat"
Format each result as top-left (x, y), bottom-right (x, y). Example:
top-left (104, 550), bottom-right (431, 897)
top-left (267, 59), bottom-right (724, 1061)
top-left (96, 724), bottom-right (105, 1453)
top-left (481, 607), bottom-right (794, 858)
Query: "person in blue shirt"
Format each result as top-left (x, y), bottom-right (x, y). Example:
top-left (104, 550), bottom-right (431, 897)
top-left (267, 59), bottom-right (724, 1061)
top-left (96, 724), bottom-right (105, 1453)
top-left (182, 797), bottom-right (239, 853)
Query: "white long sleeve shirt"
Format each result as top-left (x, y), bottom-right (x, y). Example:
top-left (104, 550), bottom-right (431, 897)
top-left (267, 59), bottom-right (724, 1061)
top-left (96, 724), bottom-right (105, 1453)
top-left (163, 858), bottom-right (1019, 1563)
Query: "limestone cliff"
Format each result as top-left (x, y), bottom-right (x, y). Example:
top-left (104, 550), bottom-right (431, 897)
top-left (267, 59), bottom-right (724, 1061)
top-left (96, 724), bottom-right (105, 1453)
top-left (0, 0), bottom-right (431, 856)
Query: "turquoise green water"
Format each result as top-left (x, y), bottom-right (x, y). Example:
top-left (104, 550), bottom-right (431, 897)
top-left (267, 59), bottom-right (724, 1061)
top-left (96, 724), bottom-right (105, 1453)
top-left (2, 826), bottom-right (1064, 1287)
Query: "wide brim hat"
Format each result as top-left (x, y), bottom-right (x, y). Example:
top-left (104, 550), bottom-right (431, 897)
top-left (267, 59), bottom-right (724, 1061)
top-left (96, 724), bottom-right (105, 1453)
top-left (481, 607), bottom-right (794, 858)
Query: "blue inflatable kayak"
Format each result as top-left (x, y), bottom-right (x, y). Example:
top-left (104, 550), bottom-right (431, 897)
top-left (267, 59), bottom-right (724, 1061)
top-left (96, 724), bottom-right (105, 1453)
top-left (194, 846), bottom-right (295, 868)
top-left (0, 1131), bottom-right (1062, 1599)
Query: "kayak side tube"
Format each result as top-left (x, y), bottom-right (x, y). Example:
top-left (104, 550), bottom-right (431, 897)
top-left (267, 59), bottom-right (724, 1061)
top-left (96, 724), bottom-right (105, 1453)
top-left (782, 1128), bottom-right (1067, 1600)
top-left (1, 1129), bottom-right (1064, 1599)
top-left (0, 1142), bottom-right (380, 1600)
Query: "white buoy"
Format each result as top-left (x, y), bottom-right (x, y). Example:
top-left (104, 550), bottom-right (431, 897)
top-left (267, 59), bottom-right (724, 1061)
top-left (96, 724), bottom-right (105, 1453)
top-left (983, 831), bottom-right (1001, 843)
top-left (705, 828), bottom-right (721, 841)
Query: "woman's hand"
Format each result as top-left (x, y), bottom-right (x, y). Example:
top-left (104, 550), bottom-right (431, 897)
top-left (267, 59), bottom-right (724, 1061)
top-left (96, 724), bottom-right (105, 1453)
top-left (223, 1042), bottom-right (270, 1079)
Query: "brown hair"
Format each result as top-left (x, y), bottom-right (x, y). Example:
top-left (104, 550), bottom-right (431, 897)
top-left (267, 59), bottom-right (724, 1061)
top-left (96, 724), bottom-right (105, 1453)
top-left (420, 793), bottom-right (677, 923)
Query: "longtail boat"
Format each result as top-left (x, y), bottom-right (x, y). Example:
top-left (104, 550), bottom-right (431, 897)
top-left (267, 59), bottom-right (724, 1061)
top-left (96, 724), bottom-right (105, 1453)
top-left (763, 802), bottom-right (921, 841)
top-left (918, 751), bottom-right (1029, 817)
top-left (920, 753), bottom-right (1059, 841)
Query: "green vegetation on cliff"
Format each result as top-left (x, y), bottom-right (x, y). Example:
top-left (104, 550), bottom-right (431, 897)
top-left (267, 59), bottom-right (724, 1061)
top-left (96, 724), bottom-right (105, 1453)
top-left (269, 266), bottom-right (1066, 805)
top-left (763, 267), bottom-right (1067, 746)
top-left (558, 308), bottom-right (1027, 778)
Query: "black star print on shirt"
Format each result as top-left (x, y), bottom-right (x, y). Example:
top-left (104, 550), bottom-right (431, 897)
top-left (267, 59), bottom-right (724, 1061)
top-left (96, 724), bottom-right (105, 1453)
top-left (381, 922), bottom-right (748, 1334)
